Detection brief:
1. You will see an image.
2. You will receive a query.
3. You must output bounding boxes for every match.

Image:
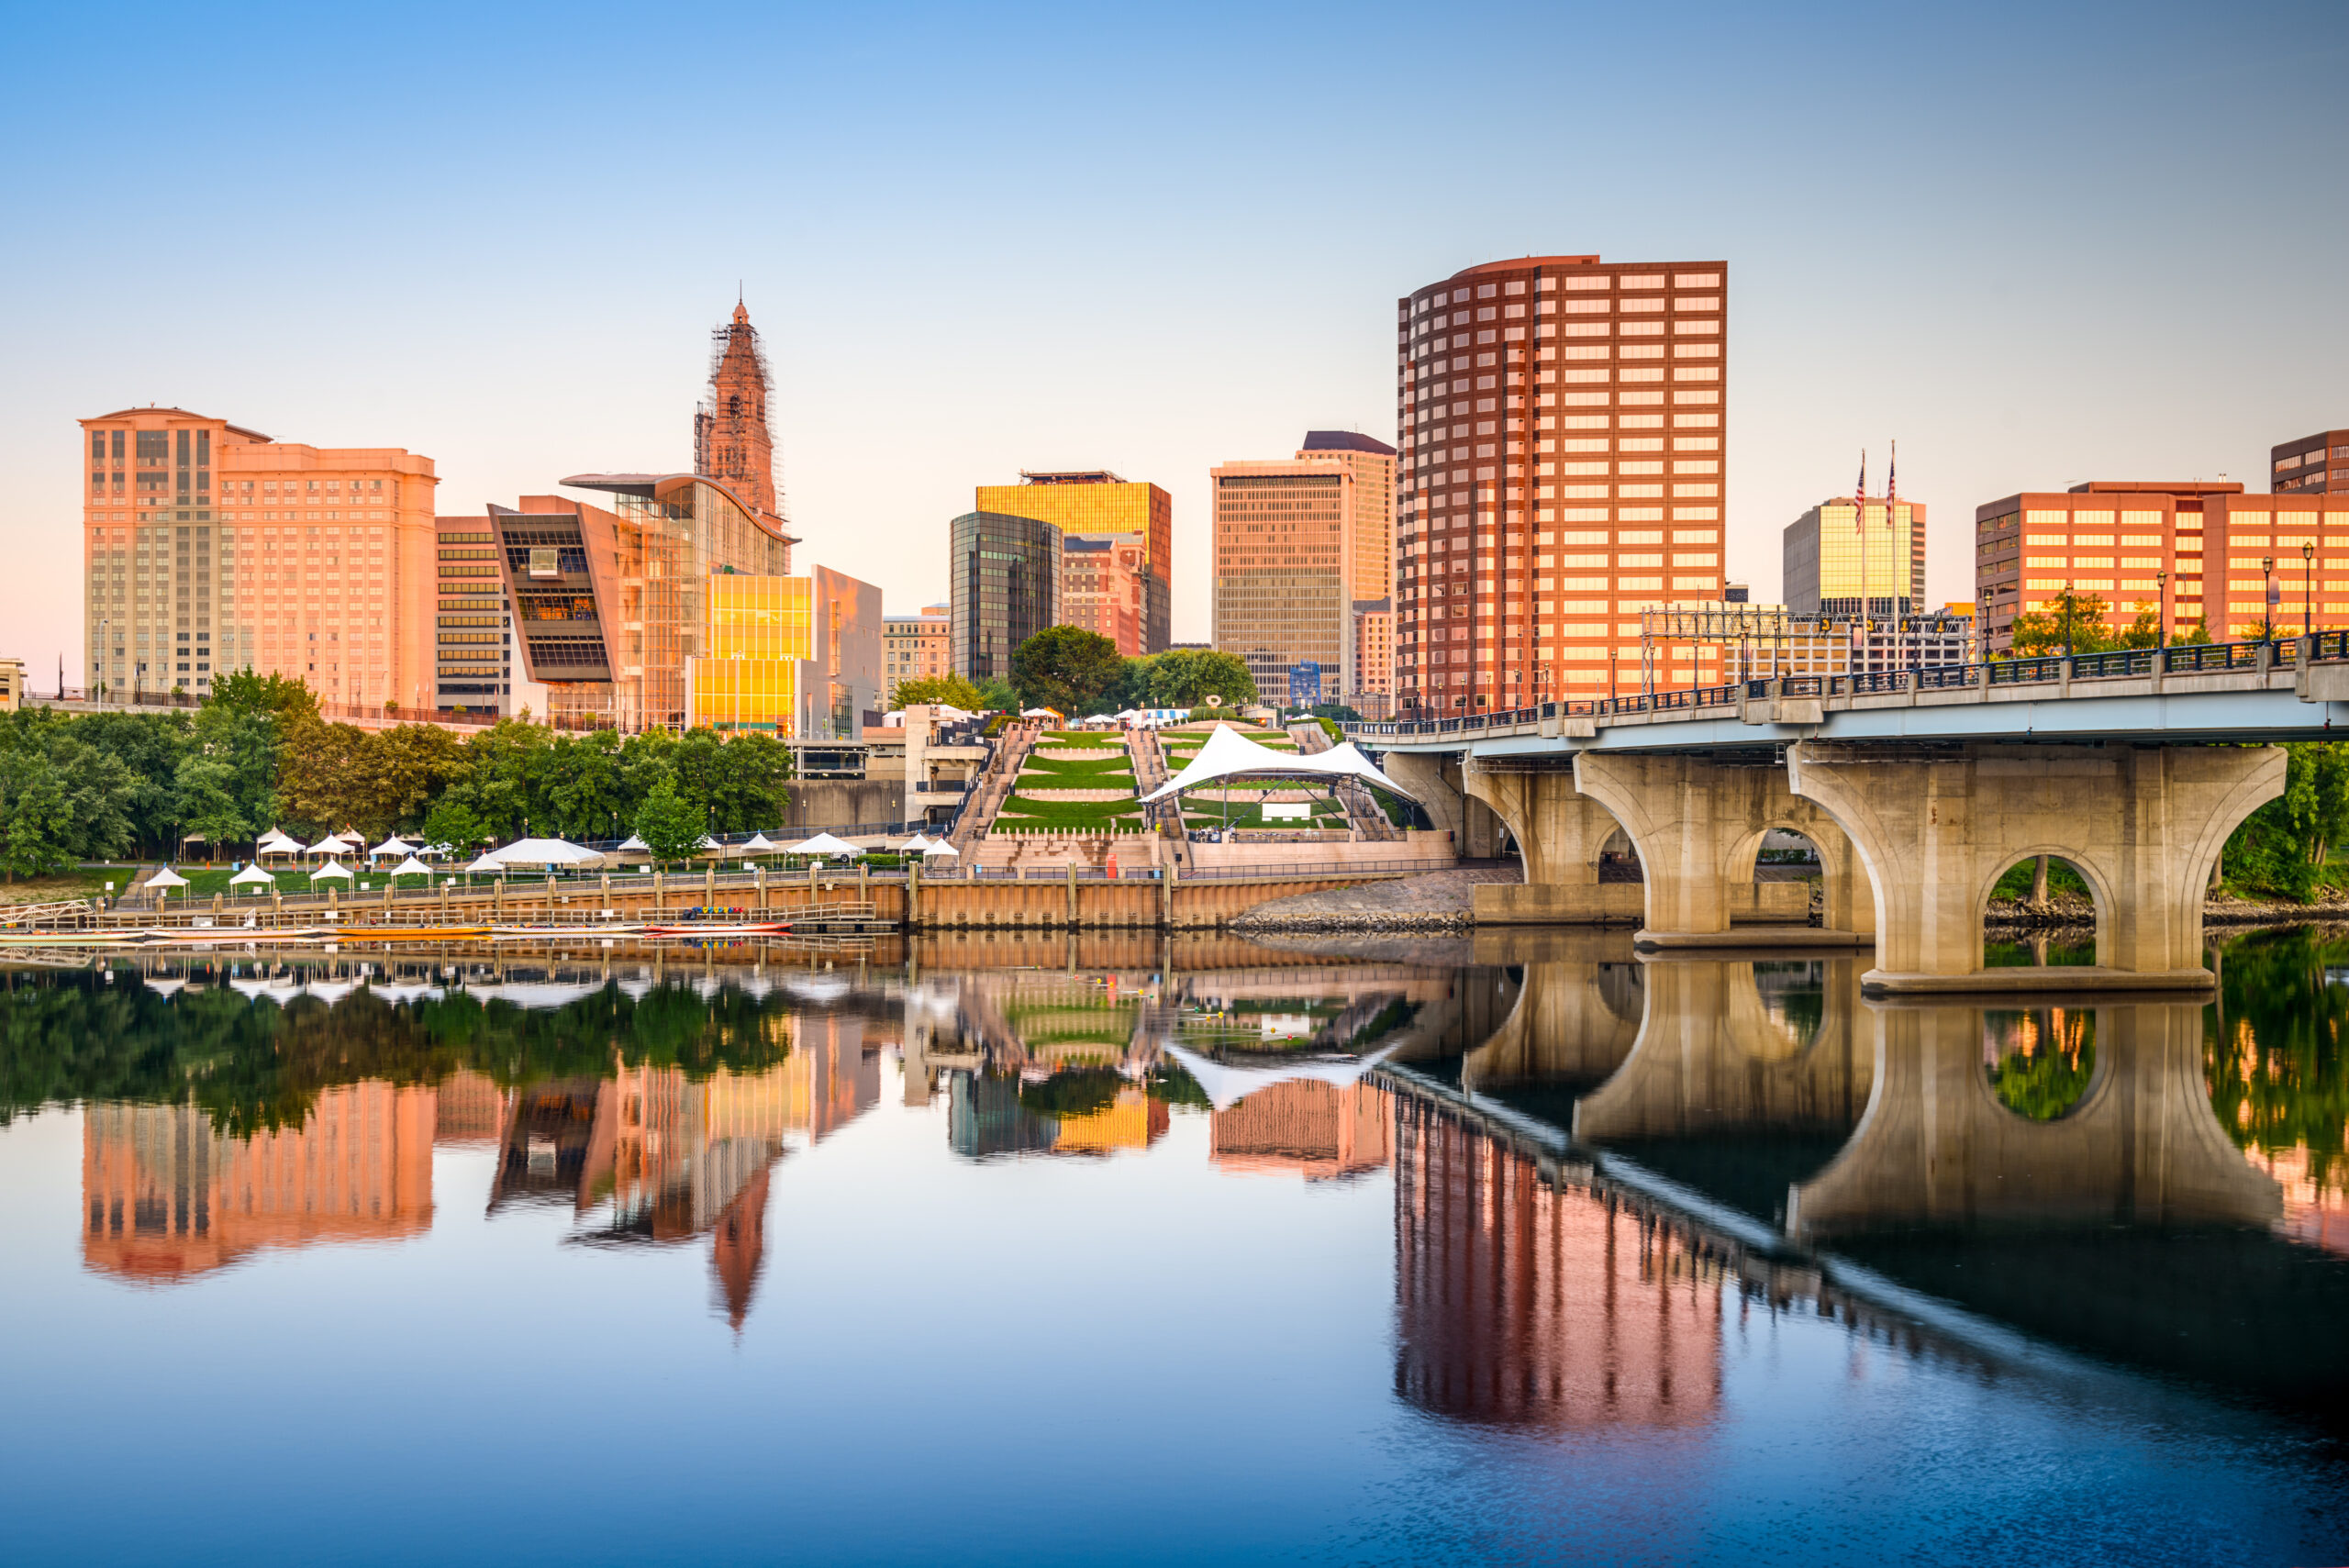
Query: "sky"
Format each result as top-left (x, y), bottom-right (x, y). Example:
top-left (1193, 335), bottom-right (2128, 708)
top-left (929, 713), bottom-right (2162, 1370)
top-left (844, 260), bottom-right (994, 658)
top-left (1, 0), bottom-right (2343, 679)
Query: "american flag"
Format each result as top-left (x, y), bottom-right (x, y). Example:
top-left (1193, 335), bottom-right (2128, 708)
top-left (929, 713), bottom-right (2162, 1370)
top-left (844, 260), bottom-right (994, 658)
top-left (1854, 450), bottom-right (1867, 531)
top-left (1886, 439), bottom-right (1897, 516)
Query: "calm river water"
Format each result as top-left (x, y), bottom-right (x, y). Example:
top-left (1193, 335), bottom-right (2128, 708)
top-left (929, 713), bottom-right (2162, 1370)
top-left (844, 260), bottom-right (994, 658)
top-left (2, 927), bottom-right (2346, 1566)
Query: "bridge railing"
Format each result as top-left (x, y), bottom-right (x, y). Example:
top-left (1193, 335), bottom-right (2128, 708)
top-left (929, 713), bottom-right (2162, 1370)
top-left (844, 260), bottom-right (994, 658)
top-left (1340, 633), bottom-right (2349, 741)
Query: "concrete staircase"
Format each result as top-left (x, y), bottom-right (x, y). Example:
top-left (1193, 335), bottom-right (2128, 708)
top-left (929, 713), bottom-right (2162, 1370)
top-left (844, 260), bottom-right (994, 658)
top-left (947, 722), bottom-right (1041, 854)
top-left (1128, 727), bottom-right (1193, 873)
top-left (1288, 722), bottom-right (1401, 842)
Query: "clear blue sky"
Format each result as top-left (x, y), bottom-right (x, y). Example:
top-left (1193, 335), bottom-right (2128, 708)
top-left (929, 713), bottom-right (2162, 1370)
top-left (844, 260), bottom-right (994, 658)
top-left (2, 0), bottom-right (2342, 676)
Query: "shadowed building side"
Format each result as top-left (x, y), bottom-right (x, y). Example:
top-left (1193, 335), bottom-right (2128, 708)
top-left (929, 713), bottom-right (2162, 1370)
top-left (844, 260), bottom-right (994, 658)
top-left (1210, 1081), bottom-right (1390, 1180)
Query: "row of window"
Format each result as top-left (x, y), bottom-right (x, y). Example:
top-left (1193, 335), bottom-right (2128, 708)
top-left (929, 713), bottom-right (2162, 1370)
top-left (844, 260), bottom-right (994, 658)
top-left (1412, 272), bottom-right (1720, 310)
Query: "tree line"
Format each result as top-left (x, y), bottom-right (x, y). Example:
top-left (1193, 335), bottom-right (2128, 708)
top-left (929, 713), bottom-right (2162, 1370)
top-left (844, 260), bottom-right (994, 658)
top-left (890, 628), bottom-right (1261, 717)
top-left (0, 672), bottom-right (792, 878)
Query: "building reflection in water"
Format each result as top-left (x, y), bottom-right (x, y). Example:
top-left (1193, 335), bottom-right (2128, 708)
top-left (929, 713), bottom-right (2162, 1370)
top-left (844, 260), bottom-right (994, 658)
top-left (1394, 1097), bottom-right (1721, 1428)
top-left (1211, 1082), bottom-right (1390, 1181)
top-left (82, 1083), bottom-right (438, 1284)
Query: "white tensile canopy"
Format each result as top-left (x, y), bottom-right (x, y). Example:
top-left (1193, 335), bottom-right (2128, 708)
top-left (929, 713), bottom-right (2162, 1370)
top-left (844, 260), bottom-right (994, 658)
top-left (789, 831), bottom-right (862, 858)
top-left (489, 838), bottom-right (604, 871)
top-left (228, 863), bottom-right (275, 888)
top-left (143, 867), bottom-right (190, 889)
top-left (464, 853), bottom-right (508, 875)
top-left (386, 854), bottom-right (435, 880)
top-left (740, 832), bottom-right (780, 853)
top-left (919, 840), bottom-right (961, 858)
top-left (306, 834), bottom-right (351, 857)
top-left (367, 835), bottom-right (412, 861)
top-left (308, 861), bottom-right (354, 882)
top-left (1019, 707), bottom-right (1060, 719)
top-left (1138, 723), bottom-right (1419, 804)
top-left (1158, 1040), bottom-right (1406, 1113)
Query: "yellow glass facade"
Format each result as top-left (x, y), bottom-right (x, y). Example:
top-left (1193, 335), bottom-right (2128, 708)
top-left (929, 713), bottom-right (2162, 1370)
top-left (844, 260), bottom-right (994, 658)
top-left (974, 476), bottom-right (1172, 650)
top-left (686, 574), bottom-right (811, 732)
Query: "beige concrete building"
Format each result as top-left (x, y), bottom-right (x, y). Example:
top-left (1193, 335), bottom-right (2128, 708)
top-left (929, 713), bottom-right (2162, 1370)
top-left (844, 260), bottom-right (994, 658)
top-left (885, 604), bottom-right (951, 697)
top-left (79, 406), bottom-right (439, 709)
top-left (1211, 432), bottom-right (1397, 708)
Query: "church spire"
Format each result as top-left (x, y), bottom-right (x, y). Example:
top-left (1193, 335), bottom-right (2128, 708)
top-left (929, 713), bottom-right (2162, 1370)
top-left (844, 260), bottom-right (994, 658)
top-left (694, 297), bottom-right (782, 550)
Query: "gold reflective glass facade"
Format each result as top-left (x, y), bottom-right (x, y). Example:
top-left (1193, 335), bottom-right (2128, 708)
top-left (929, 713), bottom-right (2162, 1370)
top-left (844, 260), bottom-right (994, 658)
top-left (686, 575), bottom-right (811, 733)
top-left (974, 476), bottom-right (1172, 651)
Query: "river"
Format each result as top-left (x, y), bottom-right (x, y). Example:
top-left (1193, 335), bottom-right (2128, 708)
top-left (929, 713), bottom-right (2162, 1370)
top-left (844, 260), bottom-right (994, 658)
top-left (1, 928), bottom-right (2343, 1565)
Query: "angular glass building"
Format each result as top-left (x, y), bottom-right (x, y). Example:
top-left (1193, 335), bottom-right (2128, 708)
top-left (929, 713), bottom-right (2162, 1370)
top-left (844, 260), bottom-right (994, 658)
top-left (949, 511), bottom-right (1061, 683)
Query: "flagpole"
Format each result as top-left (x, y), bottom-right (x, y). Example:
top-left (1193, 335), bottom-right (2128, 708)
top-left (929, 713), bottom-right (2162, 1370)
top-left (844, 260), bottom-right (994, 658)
top-left (1854, 450), bottom-right (1868, 681)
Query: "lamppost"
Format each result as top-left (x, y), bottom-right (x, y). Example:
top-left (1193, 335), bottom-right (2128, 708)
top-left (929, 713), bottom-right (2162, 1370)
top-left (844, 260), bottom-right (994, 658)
top-left (2154, 571), bottom-right (2168, 651)
top-left (2303, 540), bottom-right (2316, 639)
top-left (2062, 580), bottom-right (2074, 659)
top-left (2263, 555), bottom-right (2277, 645)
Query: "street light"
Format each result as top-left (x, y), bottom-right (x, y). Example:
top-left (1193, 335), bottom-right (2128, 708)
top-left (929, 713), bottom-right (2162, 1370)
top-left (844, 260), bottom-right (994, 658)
top-left (2303, 540), bottom-right (2316, 639)
top-left (2263, 555), bottom-right (2277, 645)
top-left (2062, 580), bottom-right (2074, 660)
top-left (2154, 571), bottom-right (2168, 651)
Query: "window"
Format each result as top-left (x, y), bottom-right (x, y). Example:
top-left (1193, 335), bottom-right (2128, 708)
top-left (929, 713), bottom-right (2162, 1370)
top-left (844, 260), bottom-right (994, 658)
top-left (1673, 273), bottom-right (1720, 287)
top-left (1620, 274), bottom-right (1664, 289)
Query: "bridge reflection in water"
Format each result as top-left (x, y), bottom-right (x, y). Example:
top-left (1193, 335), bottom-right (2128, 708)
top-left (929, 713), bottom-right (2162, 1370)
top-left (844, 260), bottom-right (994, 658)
top-left (1386, 936), bottom-right (2349, 1416)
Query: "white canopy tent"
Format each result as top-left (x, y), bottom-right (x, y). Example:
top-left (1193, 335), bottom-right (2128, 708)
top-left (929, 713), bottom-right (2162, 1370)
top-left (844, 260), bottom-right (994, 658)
top-left (228, 863), bottom-right (275, 891)
top-left (617, 834), bottom-right (649, 851)
top-left (305, 834), bottom-right (351, 858)
top-left (1138, 723), bottom-right (1419, 804)
top-left (255, 829), bottom-right (303, 861)
top-left (1158, 1040), bottom-right (1405, 1113)
top-left (919, 840), bottom-right (961, 858)
top-left (463, 853), bottom-right (508, 876)
top-left (143, 867), bottom-right (189, 890)
top-left (740, 832), bottom-right (780, 854)
top-left (366, 835), bottom-right (412, 862)
top-left (308, 861), bottom-right (354, 883)
top-left (488, 838), bottom-right (604, 872)
top-left (788, 831), bottom-right (863, 859)
top-left (385, 854), bottom-right (435, 881)
top-left (895, 832), bottom-right (934, 854)
top-left (1019, 707), bottom-right (1061, 720)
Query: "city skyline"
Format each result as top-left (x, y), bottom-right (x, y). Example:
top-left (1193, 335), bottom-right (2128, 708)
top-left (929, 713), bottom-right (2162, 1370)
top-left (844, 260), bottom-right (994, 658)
top-left (3, 2), bottom-right (2342, 685)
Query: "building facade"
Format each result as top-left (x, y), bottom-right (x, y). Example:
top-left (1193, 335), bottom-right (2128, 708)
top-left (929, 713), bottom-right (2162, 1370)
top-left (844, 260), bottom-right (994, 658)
top-left (2198, 491), bottom-right (2349, 640)
top-left (693, 301), bottom-right (792, 556)
top-left (1973, 480), bottom-right (2244, 652)
top-left (1059, 534), bottom-right (1147, 654)
top-left (1352, 600), bottom-right (1394, 717)
top-left (2273, 428), bottom-right (2348, 496)
top-left (974, 472), bottom-right (1170, 652)
top-left (884, 604), bottom-right (952, 695)
top-left (1394, 256), bottom-right (1727, 713)
top-left (948, 511), bottom-right (1061, 682)
top-left (1783, 496), bottom-right (1926, 614)
top-left (79, 406), bottom-right (439, 707)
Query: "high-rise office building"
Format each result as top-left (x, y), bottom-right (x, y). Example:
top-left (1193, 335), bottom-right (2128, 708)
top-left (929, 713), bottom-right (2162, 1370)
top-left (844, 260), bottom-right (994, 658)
top-left (1210, 432), bottom-right (1397, 708)
top-left (2272, 429), bottom-right (2348, 495)
top-left (974, 472), bottom-right (1170, 651)
top-left (432, 515), bottom-right (531, 715)
top-left (1395, 256), bottom-right (1727, 712)
top-left (78, 407), bottom-right (439, 708)
top-left (948, 511), bottom-right (1062, 682)
top-left (2196, 490), bottom-right (2349, 640)
top-left (1784, 496), bottom-right (1925, 614)
top-left (1973, 480), bottom-right (2244, 651)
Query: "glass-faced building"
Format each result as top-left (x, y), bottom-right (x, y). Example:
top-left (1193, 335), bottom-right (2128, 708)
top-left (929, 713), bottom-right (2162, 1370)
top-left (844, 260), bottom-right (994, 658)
top-left (974, 472), bottom-right (1170, 652)
top-left (949, 512), bottom-right (1062, 682)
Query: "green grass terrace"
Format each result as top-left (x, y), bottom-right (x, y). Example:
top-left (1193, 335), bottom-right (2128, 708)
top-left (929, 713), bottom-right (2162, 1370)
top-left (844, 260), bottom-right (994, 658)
top-left (994, 730), bottom-right (1146, 836)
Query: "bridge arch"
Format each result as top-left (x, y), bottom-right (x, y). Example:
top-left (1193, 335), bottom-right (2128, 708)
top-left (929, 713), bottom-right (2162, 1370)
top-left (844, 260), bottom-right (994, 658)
top-left (1974, 846), bottom-right (2112, 969)
top-left (1724, 817), bottom-right (1875, 939)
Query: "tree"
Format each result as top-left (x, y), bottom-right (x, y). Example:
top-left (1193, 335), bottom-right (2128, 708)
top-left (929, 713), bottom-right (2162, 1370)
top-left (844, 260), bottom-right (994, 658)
top-left (633, 780), bottom-right (706, 868)
top-left (1010, 626), bottom-right (1124, 715)
top-left (420, 799), bottom-right (486, 853)
top-left (1309, 703), bottom-right (1364, 724)
top-left (1141, 648), bottom-right (1257, 708)
top-left (973, 675), bottom-right (1021, 713)
top-left (0, 748), bottom-right (72, 881)
top-left (172, 753), bottom-right (250, 856)
top-left (890, 673), bottom-right (984, 710)
top-left (2006, 592), bottom-right (2120, 657)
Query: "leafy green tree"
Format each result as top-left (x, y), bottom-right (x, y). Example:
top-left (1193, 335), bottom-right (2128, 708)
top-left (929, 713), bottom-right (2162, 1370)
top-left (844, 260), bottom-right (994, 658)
top-left (543, 729), bottom-right (628, 840)
top-left (2007, 592), bottom-right (2121, 657)
top-left (1309, 703), bottom-right (1362, 724)
top-left (1011, 626), bottom-right (1125, 715)
top-left (367, 723), bottom-right (469, 833)
top-left (634, 780), bottom-right (706, 868)
top-left (0, 748), bottom-right (72, 881)
top-left (172, 753), bottom-right (250, 856)
top-left (973, 675), bottom-right (1021, 713)
top-left (2172, 616), bottom-right (2213, 647)
top-left (1141, 648), bottom-right (1257, 708)
top-left (891, 673), bottom-right (984, 709)
top-left (420, 799), bottom-right (487, 852)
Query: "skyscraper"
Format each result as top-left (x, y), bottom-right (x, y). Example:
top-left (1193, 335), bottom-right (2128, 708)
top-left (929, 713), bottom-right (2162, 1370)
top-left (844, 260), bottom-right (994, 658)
top-left (974, 472), bottom-right (1171, 651)
top-left (1395, 256), bottom-right (1727, 711)
top-left (1783, 496), bottom-right (1927, 614)
top-left (1210, 432), bottom-right (1396, 708)
top-left (1973, 480), bottom-right (2244, 651)
top-left (947, 512), bottom-right (1061, 681)
top-left (78, 407), bottom-right (440, 709)
top-left (2272, 428), bottom-right (2348, 495)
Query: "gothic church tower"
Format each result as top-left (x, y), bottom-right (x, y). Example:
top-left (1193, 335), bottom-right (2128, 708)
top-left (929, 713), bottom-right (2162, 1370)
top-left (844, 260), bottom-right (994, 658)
top-left (694, 299), bottom-right (788, 565)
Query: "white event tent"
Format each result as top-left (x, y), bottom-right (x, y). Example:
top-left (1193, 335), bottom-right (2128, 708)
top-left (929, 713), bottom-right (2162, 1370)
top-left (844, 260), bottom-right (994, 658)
top-left (1157, 1040), bottom-right (1406, 1113)
top-left (385, 854), bottom-right (435, 882)
top-left (463, 853), bottom-right (508, 876)
top-left (919, 840), bottom-right (961, 858)
top-left (143, 867), bottom-right (190, 891)
top-left (306, 834), bottom-right (351, 858)
top-left (228, 863), bottom-right (275, 893)
top-left (1137, 723), bottom-right (1419, 805)
top-left (308, 861), bottom-right (353, 883)
top-left (366, 835), bottom-right (412, 862)
top-left (490, 838), bottom-right (604, 872)
top-left (788, 831), bottom-right (863, 859)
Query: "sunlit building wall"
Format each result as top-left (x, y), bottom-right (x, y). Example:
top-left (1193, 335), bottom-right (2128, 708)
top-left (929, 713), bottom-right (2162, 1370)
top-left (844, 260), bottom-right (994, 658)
top-left (949, 511), bottom-right (1061, 682)
top-left (885, 603), bottom-right (952, 696)
top-left (1973, 480), bottom-right (2251, 652)
top-left (1060, 533), bottom-right (1148, 655)
top-left (1395, 257), bottom-right (1727, 711)
top-left (974, 472), bottom-right (1172, 652)
top-left (1210, 1081), bottom-right (1390, 1179)
top-left (1784, 497), bottom-right (1926, 617)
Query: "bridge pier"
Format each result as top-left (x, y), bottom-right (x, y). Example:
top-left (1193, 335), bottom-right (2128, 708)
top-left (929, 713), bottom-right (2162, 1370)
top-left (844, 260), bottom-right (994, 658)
top-left (1567, 753), bottom-right (1870, 947)
top-left (1788, 741), bottom-right (2283, 992)
top-left (1787, 997), bottom-right (2280, 1238)
top-left (1381, 751), bottom-right (1505, 857)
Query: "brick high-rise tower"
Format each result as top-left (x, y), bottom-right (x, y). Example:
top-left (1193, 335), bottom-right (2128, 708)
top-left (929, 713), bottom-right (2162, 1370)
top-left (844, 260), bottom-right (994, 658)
top-left (694, 299), bottom-right (790, 566)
